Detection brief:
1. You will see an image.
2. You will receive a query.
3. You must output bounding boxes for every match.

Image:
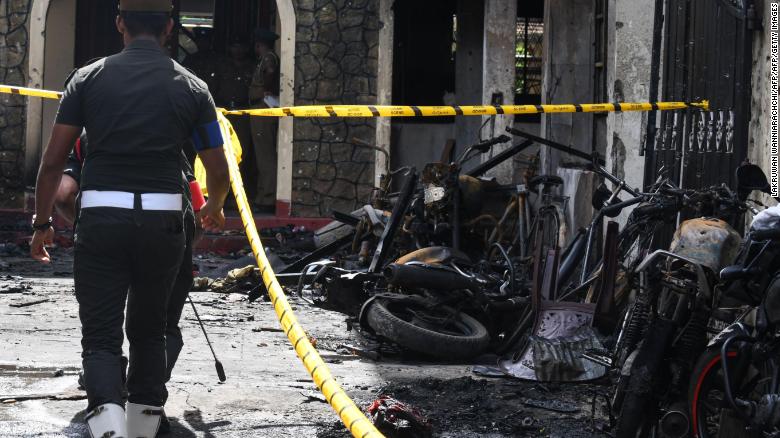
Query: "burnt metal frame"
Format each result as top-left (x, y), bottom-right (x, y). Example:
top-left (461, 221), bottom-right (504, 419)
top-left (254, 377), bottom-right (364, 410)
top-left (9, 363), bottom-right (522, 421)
top-left (368, 168), bottom-right (419, 273)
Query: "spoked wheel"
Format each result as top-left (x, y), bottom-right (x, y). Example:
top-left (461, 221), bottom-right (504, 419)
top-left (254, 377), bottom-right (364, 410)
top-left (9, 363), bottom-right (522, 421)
top-left (529, 206), bottom-right (560, 256)
top-left (366, 299), bottom-right (490, 360)
top-left (688, 347), bottom-right (764, 438)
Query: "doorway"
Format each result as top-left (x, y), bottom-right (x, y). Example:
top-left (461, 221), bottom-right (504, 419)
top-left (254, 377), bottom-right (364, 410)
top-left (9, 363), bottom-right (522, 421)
top-left (60, 0), bottom-right (282, 211)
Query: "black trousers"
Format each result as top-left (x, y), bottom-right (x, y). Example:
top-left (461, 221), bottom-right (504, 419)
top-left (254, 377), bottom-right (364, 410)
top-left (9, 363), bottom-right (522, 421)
top-left (75, 208), bottom-right (185, 410)
top-left (163, 211), bottom-right (195, 402)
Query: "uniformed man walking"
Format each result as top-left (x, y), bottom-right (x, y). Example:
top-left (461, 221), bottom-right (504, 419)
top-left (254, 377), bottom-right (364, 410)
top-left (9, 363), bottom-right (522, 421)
top-left (29, 1), bottom-right (229, 437)
top-left (248, 28), bottom-right (280, 213)
top-left (54, 133), bottom-right (208, 434)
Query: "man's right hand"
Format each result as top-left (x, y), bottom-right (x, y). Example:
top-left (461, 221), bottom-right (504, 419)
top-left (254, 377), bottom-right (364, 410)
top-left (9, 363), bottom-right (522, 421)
top-left (198, 200), bottom-right (225, 233)
top-left (30, 227), bottom-right (55, 263)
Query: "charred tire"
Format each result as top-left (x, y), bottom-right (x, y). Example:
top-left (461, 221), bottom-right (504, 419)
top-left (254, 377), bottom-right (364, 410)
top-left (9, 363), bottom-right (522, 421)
top-left (688, 347), bottom-right (746, 438)
top-left (614, 319), bottom-right (676, 438)
top-left (366, 299), bottom-right (490, 360)
top-left (614, 369), bottom-right (655, 438)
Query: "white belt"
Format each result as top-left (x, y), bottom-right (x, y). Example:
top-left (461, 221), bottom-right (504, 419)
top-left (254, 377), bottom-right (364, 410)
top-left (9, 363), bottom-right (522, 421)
top-left (80, 191), bottom-right (183, 211)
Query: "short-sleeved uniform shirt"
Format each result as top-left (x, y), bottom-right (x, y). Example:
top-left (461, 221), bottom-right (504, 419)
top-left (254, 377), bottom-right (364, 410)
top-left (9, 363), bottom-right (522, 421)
top-left (63, 132), bottom-right (198, 218)
top-left (248, 51), bottom-right (279, 104)
top-left (56, 38), bottom-right (223, 195)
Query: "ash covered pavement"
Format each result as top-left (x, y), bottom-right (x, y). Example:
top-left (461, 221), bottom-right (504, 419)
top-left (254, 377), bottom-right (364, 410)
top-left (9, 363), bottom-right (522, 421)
top-left (0, 248), bottom-right (608, 437)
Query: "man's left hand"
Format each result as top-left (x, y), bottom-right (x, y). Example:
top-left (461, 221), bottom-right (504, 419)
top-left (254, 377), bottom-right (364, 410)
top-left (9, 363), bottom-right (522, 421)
top-left (30, 227), bottom-right (55, 263)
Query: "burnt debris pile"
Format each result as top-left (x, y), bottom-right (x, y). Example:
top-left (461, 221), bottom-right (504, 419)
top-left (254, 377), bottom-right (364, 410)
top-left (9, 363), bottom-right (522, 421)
top-left (283, 131), bottom-right (780, 437)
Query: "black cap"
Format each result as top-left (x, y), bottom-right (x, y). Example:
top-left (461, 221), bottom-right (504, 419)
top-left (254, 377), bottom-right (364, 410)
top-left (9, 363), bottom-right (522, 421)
top-left (119, 0), bottom-right (172, 12)
top-left (254, 28), bottom-right (279, 43)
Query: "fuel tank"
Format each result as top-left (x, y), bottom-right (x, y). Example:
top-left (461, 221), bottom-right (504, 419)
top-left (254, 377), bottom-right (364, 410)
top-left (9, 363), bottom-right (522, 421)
top-left (669, 218), bottom-right (742, 272)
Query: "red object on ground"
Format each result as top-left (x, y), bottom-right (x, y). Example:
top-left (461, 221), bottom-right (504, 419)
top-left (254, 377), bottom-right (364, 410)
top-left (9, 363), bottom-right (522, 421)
top-left (367, 395), bottom-right (432, 438)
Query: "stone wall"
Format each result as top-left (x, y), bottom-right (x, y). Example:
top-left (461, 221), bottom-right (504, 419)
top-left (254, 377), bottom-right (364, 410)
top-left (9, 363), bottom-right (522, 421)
top-left (291, 0), bottom-right (379, 217)
top-left (0, 0), bottom-right (32, 207)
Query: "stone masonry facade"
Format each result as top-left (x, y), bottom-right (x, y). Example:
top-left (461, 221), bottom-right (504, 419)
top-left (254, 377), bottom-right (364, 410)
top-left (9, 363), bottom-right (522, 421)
top-left (0, 0), bottom-right (31, 207)
top-left (291, 0), bottom-right (379, 217)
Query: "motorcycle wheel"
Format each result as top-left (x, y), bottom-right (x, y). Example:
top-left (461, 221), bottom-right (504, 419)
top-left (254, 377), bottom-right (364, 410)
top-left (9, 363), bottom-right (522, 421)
top-left (688, 347), bottom-right (752, 438)
top-left (614, 319), bottom-right (676, 438)
top-left (366, 299), bottom-right (490, 360)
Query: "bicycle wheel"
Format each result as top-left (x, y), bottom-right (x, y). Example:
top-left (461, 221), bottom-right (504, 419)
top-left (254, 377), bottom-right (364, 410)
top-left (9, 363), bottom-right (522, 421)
top-left (529, 205), bottom-right (560, 256)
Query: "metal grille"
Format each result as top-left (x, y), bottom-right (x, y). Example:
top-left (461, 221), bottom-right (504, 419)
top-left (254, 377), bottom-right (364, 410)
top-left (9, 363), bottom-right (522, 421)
top-left (644, 0), bottom-right (754, 191)
top-left (515, 17), bottom-right (544, 98)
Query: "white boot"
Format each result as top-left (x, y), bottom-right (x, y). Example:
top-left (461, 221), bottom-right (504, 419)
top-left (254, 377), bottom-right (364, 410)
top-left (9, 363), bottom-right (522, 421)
top-left (85, 403), bottom-right (127, 438)
top-left (126, 402), bottom-right (164, 438)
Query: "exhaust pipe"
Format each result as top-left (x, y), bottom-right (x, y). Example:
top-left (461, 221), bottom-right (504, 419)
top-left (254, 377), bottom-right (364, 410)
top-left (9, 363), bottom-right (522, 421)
top-left (383, 263), bottom-right (475, 290)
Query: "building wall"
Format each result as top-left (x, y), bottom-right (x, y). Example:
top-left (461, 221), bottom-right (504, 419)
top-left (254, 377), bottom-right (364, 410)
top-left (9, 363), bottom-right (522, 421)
top-left (540, 0), bottom-right (595, 173)
top-left (748, 0), bottom-right (775, 186)
top-left (291, 0), bottom-right (380, 217)
top-left (604, 0), bottom-right (655, 226)
top-left (0, 0), bottom-right (32, 207)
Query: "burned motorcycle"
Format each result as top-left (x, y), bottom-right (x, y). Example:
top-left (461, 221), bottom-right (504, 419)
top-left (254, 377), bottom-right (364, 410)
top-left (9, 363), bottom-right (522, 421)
top-left (685, 165), bottom-right (780, 438)
top-left (304, 244), bottom-right (527, 360)
top-left (610, 165), bottom-right (767, 438)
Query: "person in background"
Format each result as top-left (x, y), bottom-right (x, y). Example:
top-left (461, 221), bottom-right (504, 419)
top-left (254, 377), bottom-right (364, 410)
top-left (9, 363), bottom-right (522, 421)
top-left (214, 36), bottom-right (253, 110)
top-left (183, 27), bottom-right (219, 93)
top-left (53, 132), bottom-right (88, 224)
top-left (29, 1), bottom-right (230, 436)
top-left (248, 28), bottom-right (280, 214)
top-left (214, 35), bottom-right (254, 200)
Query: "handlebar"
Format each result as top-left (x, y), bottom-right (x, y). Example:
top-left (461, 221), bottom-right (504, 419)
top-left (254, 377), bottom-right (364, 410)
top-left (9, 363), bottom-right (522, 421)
top-left (506, 127), bottom-right (605, 166)
top-left (457, 135), bottom-right (512, 165)
top-left (654, 185), bottom-right (747, 217)
top-left (633, 199), bottom-right (681, 217)
top-left (505, 126), bottom-right (641, 198)
top-left (751, 228), bottom-right (780, 241)
top-left (473, 135), bottom-right (512, 152)
top-left (601, 196), bottom-right (646, 217)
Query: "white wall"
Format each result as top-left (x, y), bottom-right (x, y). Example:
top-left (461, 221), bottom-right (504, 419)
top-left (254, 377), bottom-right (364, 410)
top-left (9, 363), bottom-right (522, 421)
top-left (42, 0), bottom-right (76, 143)
top-left (748, 0), bottom-right (777, 200)
top-left (480, 0), bottom-right (518, 184)
top-left (605, 0), bottom-right (656, 225)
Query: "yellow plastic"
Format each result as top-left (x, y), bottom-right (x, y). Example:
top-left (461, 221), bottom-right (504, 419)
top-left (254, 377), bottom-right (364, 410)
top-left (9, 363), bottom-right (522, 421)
top-left (219, 120), bottom-right (385, 438)
top-left (0, 85), bottom-right (62, 100)
top-left (193, 112), bottom-right (243, 197)
top-left (223, 100), bottom-right (710, 118)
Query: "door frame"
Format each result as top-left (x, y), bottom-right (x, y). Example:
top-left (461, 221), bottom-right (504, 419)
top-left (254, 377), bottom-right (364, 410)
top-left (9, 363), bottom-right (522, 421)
top-left (25, 0), bottom-right (296, 217)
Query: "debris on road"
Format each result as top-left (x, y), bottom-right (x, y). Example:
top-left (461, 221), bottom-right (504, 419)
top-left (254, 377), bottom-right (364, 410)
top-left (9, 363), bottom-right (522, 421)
top-left (9, 298), bottom-right (49, 308)
top-left (0, 275), bottom-right (31, 294)
top-left (367, 396), bottom-right (432, 438)
top-left (336, 343), bottom-right (380, 361)
top-left (521, 397), bottom-right (580, 414)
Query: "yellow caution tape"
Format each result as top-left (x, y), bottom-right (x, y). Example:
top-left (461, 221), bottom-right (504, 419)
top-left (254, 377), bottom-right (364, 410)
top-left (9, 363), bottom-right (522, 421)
top-left (221, 120), bottom-right (384, 438)
top-left (2, 82), bottom-right (382, 437)
top-left (0, 83), bottom-right (709, 117)
top-left (0, 85), bottom-right (62, 100)
top-left (224, 100), bottom-right (710, 117)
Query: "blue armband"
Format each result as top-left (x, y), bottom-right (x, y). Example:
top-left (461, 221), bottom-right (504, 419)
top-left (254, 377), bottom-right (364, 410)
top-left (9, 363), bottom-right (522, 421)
top-left (192, 120), bottom-right (223, 151)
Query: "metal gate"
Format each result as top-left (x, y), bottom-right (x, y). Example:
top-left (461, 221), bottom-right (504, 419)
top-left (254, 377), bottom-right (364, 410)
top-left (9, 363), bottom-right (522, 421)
top-left (644, 0), bottom-right (757, 190)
